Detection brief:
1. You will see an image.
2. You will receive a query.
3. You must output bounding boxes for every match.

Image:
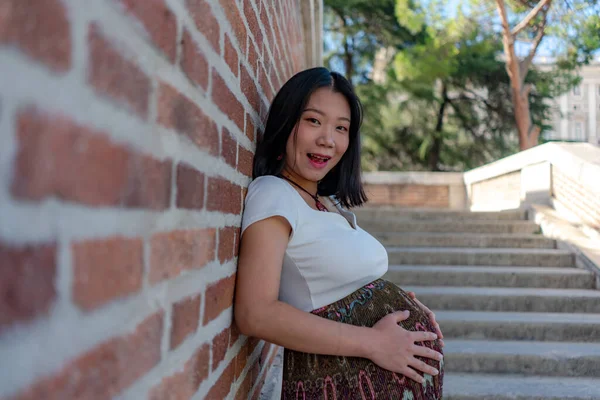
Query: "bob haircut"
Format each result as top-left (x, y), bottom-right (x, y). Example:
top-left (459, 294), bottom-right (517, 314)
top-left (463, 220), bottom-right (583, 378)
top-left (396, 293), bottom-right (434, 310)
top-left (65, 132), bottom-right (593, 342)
top-left (252, 67), bottom-right (367, 208)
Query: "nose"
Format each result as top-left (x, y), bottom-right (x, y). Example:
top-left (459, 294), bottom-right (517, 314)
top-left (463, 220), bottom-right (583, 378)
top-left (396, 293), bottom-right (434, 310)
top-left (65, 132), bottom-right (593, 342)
top-left (316, 126), bottom-right (335, 148)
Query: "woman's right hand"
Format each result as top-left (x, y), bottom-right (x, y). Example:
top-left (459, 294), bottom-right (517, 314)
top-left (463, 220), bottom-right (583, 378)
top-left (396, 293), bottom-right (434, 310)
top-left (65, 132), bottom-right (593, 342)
top-left (368, 310), bottom-right (443, 384)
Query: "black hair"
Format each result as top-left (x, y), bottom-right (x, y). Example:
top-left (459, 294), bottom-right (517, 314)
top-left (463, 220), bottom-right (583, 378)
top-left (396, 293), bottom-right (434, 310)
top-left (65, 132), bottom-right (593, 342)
top-left (252, 67), bottom-right (367, 208)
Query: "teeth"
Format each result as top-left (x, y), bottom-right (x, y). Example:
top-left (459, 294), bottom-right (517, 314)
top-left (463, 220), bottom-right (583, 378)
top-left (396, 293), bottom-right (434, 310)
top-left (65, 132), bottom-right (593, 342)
top-left (309, 154), bottom-right (328, 161)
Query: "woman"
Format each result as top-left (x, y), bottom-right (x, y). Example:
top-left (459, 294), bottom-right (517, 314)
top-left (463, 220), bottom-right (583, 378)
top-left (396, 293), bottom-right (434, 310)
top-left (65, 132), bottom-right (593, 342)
top-left (234, 67), bottom-right (444, 399)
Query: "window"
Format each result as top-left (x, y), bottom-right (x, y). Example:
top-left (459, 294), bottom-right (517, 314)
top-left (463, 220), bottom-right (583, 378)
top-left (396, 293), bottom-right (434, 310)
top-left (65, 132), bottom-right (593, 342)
top-left (573, 86), bottom-right (581, 96)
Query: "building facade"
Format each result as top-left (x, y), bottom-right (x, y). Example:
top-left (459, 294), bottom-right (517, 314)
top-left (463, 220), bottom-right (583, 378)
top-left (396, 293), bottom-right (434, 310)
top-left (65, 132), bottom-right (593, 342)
top-left (543, 61), bottom-right (600, 145)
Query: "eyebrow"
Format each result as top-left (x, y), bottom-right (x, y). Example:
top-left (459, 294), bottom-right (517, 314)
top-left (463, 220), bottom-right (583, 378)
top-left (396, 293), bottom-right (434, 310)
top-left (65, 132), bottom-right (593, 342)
top-left (303, 107), bottom-right (350, 123)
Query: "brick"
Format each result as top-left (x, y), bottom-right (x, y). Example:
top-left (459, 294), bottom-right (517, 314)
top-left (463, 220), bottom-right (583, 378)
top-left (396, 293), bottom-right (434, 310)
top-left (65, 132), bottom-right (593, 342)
top-left (258, 64), bottom-right (273, 102)
top-left (248, 361), bottom-right (260, 394)
top-left (247, 39), bottom-right (259, 73)
top-left (243, 0), bottom-right (262, 48)
top-left (11, 107), bottom-right (171, 209)
top-left (233, 226), bottom-right (241, 257)
top-left (119, 0), bottom-right (177, 63)
top-left (170, 294), bottom-right (201, 350)
top-left (241, 66), bottom-right (260, 114)
top-left (180, 29), bottom-right (209, 91)
top-left (212, 327), bottom-right (230, 371)
top-left (149, 344), bottom-right (209, 400)
top-left (218, 227), bottom-right (236, 263)
top-left (269, 63), bottom-right (280, 93)
top-left (221, 128), bottom-right (237, 168)
top-left (205, 358), bottom-right (235, 400)
top-left (258, 2), bottom-right (272, 52)
top-left (245, 115), bottom-right (256, 142)
top-left (206, 177), bottom-right (242, 214)
top-left (234, 369), bottom-right (252, 400)
top-left (259, 342), bottom-right (271, 367)
top-left (186, 0), bottom-right (219, 52)
top-left (224, 34), bottom-right (239, 77)
top-left (250, 370), bottom-right (267, 400)
top-left (0, 0), bottom-right (71, 72)
top-left (150, 229), bottom-right (216, 284)
top-left (127, 153), bottom-right (172, 210)
top-left (203, 274), bottom-right (236, 325)
top-left (176, 163), bottom-right (205, 210)
top-left (12, 311), bottom-right (163, 400)
top-left (260, 98), bottom-right (269, 121)
top-left (88, 24), bottom-right (150, 118)
top-left (219, 0), bottom-right (247, 50)
top-left (229, 323), bottom-right (242, 349)
top-left (237, 146), bottom-right (254, 178)
top-left (247, 337), bottom-right (260, 356)
top-left (233, 342), bottom-right (248, 381)
top-left (0, 242), bottom-right (56, 330)
top-left (72, 237), bottom-right (143, 311)
top-left (212, 71), bottom-right (245, 131)
top-left (157, 83), bottom-right (219, 154)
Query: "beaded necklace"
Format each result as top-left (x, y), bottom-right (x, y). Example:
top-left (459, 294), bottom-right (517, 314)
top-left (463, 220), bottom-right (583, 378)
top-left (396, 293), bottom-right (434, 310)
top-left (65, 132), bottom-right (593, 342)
top-left (279, 175), bottom-right (329, 212)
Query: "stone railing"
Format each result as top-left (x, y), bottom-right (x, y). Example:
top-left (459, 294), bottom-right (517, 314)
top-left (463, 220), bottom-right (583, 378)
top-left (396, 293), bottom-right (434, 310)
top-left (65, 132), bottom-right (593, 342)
top-left (364, 143), bottom-right (600, 230)
top-left (463, 142), bottom-right (600, 229)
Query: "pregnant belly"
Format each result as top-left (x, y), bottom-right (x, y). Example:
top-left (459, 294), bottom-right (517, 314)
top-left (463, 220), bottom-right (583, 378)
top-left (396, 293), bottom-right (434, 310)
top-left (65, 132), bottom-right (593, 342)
top-left (282, 279), bottom-right (444, 400)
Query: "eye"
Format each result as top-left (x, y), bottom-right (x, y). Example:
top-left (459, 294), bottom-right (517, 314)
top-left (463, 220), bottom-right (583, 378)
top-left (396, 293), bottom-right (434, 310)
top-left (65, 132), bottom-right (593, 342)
top-left (337, 126), bottom-right (349, 132)
top-left (306, 118), bottom-right (320, 125)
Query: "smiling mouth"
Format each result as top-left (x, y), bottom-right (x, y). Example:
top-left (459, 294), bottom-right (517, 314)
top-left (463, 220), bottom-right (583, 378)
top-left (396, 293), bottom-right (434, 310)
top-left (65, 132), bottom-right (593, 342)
top-left (307, 153), bottom-right (331, 162)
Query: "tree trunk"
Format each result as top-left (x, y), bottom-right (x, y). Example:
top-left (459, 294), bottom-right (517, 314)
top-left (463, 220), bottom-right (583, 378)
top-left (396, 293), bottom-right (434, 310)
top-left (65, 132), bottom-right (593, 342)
top-left (428, 83), bottom-right (448, 171)
top-left (495, 0), bottom-right (548, 150)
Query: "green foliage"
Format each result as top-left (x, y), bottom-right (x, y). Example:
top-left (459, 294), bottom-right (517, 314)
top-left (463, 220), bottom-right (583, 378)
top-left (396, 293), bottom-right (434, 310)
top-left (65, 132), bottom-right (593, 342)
top-left (324, 0), bottom-right (596, 171)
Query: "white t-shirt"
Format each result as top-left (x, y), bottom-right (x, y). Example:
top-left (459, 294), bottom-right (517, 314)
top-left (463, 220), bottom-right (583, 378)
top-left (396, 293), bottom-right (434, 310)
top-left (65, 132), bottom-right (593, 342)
top-left (241, 175), bottom-right (389, 312)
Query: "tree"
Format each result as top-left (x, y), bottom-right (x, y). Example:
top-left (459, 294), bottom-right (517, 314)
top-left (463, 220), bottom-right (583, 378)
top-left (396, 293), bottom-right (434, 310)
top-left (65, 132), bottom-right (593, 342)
top-left (493, 0), bottom-right (600, 150)
top-left (323, 0), bottom-right (419, 84)
top-left (360, 0), bottom-right (571, 171)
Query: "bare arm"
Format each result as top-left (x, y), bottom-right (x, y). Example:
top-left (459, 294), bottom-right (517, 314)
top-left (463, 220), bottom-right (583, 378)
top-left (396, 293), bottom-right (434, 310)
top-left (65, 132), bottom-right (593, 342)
top-left (234, 216), bottom-right (442, 382)
top-left (234, 216), bottom-right (372, 357)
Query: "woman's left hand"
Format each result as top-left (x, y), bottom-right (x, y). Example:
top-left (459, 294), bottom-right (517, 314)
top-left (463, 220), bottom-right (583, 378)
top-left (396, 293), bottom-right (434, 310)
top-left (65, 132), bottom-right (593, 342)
top-left (407, 291), bottom-right (444, 348)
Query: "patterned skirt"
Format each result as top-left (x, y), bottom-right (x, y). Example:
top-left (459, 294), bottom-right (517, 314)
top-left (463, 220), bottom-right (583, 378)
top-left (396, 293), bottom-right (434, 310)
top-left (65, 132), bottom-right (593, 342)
top-left (281, 279), bottom-right (444, 400)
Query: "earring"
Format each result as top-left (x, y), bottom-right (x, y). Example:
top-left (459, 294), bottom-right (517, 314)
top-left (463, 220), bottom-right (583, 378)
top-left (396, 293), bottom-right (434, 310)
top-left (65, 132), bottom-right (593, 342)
top-left (277, 154), bottom-right (283, 160)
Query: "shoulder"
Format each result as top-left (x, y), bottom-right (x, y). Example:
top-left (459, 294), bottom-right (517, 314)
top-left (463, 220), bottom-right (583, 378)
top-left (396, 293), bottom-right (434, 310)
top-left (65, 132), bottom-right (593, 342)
top-left (242, 175), bottom-right (299, 234)
top-left (247, 175), bottom-right (294, 199)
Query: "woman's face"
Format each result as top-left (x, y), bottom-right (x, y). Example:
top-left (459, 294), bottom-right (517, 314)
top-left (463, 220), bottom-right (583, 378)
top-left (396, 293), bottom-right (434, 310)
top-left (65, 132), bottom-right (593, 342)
top-left (284, 88), bottom-right (351, 188)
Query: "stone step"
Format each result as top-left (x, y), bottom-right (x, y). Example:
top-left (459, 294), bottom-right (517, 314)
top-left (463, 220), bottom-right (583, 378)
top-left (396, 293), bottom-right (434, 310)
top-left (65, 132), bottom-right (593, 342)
top-left (385, 265), bottom-right (595, 289)
top-left (403, 286), bottom-right (600, 313)
top-left (354, 208), bottom-right (525, 221)
top-left (374, 232), bottom-right (556, 249)
top-left (443, 340), bottom-right (600, 377)
top-left (387, 247), bottom-right (574, 267)
top-left (360, 220), bottom-right (540, 234)
top-left (444, 373), bottom-right (600, 400)
top-left (435, 310), bottom-right (600, 342)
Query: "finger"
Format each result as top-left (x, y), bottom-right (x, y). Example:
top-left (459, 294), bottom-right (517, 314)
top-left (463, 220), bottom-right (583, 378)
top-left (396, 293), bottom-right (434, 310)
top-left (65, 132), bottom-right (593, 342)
top-left (409, 357), bottom-right (439, 376)
top-left (439, 339), bottom-right (445, 348)
top-left (413, 297), bottom-right (433, 316)
top-left (412, 345), bottom-right (443, 362)
top-left (407, 291), bottom-right (416, 299)
top-left (435, 323), bottom-right (444, 339)
top-left (399, 367), bottom-right (425, 384)
top-left (412, 331), bottom-right (438, 342)
top-left (391, 310), bottom-right (410, 323)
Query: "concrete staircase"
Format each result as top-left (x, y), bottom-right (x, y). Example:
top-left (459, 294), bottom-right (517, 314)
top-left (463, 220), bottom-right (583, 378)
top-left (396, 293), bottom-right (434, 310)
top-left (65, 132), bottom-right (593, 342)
top-left (356, 207), bottom-right (600, 400)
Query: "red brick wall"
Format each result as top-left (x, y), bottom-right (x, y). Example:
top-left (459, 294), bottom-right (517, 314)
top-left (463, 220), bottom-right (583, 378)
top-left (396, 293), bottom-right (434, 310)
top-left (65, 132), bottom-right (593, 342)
top-left (364, 184), bottom-right (450, 208)
top-left (0, 0), bottom-right (306, 398)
